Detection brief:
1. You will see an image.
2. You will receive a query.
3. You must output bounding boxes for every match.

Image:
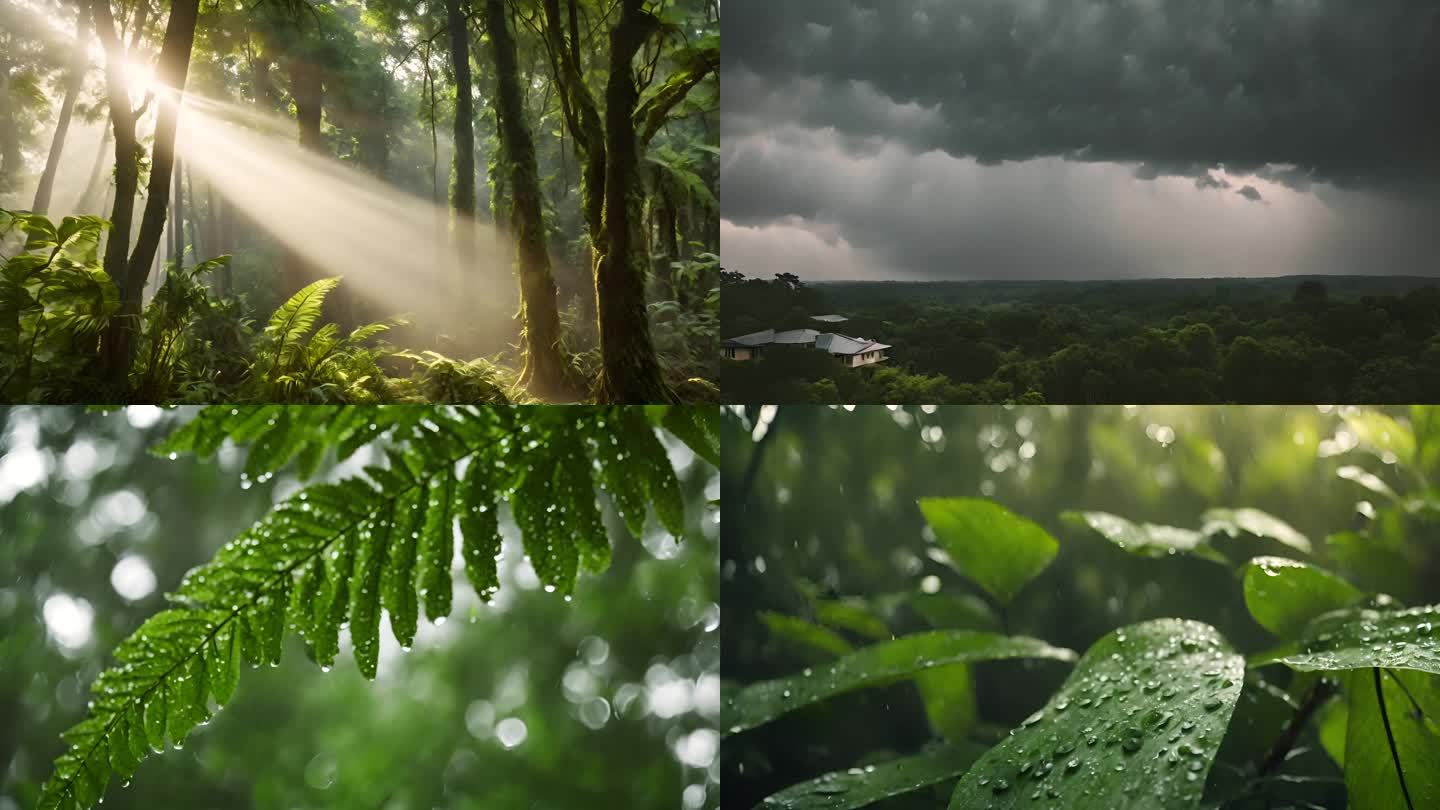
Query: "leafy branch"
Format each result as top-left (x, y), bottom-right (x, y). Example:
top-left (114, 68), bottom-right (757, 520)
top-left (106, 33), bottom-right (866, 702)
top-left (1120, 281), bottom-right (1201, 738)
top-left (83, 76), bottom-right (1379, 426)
top-left (39, 405), bottom-right (717, 810)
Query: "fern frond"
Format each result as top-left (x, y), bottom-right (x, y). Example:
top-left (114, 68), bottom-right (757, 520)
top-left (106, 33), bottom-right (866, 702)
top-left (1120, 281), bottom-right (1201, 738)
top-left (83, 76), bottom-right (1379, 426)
top-left (265, 277), bottom-right (339, 343)
top-left (40, 406), bottom-right (716, 810)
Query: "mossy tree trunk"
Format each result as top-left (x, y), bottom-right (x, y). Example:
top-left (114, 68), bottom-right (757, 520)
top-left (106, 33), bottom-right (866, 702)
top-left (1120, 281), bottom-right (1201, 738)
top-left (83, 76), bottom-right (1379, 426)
top-left (485, 0), bottom-right (569, 398)
top-left (593, 0), bottom-right (670, 402)
top-left (445, 0), bottom-right (477, 311)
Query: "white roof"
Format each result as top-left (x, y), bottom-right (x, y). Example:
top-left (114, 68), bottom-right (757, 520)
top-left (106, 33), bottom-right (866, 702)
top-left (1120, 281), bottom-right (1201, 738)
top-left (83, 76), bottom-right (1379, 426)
top-left (723, 329), bottom-right (775, 346)
top-left (811, 314), bottom-right (849, 323)
top-left (815, 333), bottom-right (890, 355)
top-left (773, 328), bottom-right (821, 344)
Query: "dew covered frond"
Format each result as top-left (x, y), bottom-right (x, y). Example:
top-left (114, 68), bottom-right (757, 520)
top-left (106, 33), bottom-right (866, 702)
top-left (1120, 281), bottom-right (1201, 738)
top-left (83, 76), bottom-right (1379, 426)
top-left (38, 405), bottom-right (714, 810)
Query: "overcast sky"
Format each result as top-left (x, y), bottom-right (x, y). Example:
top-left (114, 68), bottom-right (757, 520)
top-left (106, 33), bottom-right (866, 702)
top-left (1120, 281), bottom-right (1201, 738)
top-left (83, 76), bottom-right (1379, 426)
top-left (722, 0), bottom-right (1440, 281)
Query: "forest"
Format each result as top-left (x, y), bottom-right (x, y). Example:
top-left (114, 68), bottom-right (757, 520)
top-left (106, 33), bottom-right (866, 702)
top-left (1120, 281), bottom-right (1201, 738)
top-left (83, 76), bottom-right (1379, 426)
top-left (1, 403), bottom-right (720, 809)
top-left (721, 404), bottom-right (1440, 809)
top-left (0, 0), bottom-right (719, 404)
top-left (720, 272), bottom-right (1440, 404)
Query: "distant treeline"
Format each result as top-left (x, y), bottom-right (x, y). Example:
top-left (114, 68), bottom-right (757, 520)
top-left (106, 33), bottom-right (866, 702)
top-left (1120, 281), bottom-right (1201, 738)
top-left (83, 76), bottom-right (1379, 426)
top-left (721, 271), bottom-right (1440, 403)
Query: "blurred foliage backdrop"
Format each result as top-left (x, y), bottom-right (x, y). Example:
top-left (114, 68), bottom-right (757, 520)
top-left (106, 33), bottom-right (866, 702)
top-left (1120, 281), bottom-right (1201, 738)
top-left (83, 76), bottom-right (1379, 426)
top-left (720, 404), bottom-right (1440, 808)
top-left (1, 406), bottom-right (719, 810)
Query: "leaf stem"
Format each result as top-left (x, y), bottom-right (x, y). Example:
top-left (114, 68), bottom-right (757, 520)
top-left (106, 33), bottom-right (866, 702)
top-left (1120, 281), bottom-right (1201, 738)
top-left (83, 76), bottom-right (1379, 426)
top-left (1375, 666), bottom-right (1416, 810)
top-left (1256, 677), bottom-right (1335, 778)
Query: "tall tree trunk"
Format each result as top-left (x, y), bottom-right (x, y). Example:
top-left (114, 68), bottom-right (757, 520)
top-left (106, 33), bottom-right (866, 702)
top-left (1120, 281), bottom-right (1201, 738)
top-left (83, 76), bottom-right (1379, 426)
top-left (171, 154), bottom-right (184, 267)
top-left (32, 4), bottom-right (91, 215)
top-left (594, 0), bottom-right (670, 402)
top-left (291, 61), bottom-right (324, 151)
top-left (0, 65), bottom-right (22, 194)
top-left (444, 0), bottom-right (478, 310)
top-left (186, 164), bottom-right (201, 259)
top-left (485, 0), bottom-right (568, 397)
top-left (75, 126), bottom-right (113, 213)
top-left (654, 183), bottom-right (678, 302)
top-left (280, 58), bottom-right (324, 295)
top-left (97, 0), bottom-right (202, 389)
top-left (541, 0), bottom-right (605, 261)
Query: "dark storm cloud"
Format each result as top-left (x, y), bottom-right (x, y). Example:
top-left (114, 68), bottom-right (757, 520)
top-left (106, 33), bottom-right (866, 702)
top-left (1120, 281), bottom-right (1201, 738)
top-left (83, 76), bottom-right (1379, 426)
top-left (723, 0), bottom-right (1440, 194)
top-left (721, 0), bottom-right (1440, 281)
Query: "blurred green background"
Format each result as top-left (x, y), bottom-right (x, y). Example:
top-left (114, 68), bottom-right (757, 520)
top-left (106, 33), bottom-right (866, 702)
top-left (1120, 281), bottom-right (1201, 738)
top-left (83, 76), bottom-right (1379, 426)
top-left (0, 406), bottom-right (719, 810)
top-left (720, 405), bottom-right (1440, 809)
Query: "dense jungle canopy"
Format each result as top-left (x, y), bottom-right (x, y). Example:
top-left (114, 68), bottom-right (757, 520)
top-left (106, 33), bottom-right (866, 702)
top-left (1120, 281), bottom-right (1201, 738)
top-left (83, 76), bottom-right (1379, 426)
top-left (0, 0), bottom-right (719, 404)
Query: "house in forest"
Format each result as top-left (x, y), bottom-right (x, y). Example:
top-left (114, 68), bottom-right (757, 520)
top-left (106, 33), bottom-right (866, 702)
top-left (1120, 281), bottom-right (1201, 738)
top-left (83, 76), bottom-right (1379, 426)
top-left (720, 327), bottom-right (891, 367)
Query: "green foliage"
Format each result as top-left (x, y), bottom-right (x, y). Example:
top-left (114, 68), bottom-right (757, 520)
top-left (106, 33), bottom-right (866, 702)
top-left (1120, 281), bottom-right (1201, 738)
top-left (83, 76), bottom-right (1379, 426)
top-left (726, 406), bottom-right (1440, 809)
top-left (1261, 605), bottom-right (1440, 674)
top-left (1342, 669), bottom-right (1440, 810)
top-left (760, 743), bottom-right (985, 810)
top-left (1202, 507), bottom-right (1313, 554)
top-left (949, 619), bottom-right (1245, 809)
top-left (722, 631), bottom-right (1076, 737)
top-left (723, 274), bottom-right (1440, 403)
top-left (0, 210), bottom-right (117, 399)
top-left (248, 277), bottom-right (401, 403)
top-left (917, 497), bottom-right (1059, 605)
top-left (1243, 557), bottom-right (1365, 638)
top-left (1063, 510), bottom-right (1220, 562)
top-left (38, 405), bottom-right (715, 810)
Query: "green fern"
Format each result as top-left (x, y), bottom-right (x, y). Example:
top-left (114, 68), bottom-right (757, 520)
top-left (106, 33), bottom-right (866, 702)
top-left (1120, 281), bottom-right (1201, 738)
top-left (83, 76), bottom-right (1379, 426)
top-left (38, 405), bottom-right (718, 810)
top-left (249, 277), bottom-right (402, 402)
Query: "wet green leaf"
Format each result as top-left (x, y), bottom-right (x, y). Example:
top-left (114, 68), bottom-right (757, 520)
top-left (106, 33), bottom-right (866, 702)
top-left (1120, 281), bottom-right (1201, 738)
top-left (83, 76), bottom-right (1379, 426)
top-left (758, 743), bottom-right (985, 809)
top-left (1345, 411), bottom-right (1415, 467)
top-left (1243, 556), bottom-right (1365, 638)
top-left (760, 612), bottom-right (855, 658)
top-left (1317, 697), bottom-right (1347, 766)
top-left (918, 665), bottom-right (978, 743)
top-left (948, 619), bottom-right (1245, 810)
top-left (723, 630), bottom-right (1076, 737)
top-left (1262, 604), bottom-right (1440, 674)
top-left (1202, 507), bottom-right (1312, 554)
top-left (918, 498), bottom-right (1058, 605)
top-left (1343, 668), bottom-right (1440, 810)
top-left (908, 592), bottom-right (1000, 632)
top-left (813, 598), bottom-right (889, 640)
top-left (1063, 510), bottom-right (1223, 563)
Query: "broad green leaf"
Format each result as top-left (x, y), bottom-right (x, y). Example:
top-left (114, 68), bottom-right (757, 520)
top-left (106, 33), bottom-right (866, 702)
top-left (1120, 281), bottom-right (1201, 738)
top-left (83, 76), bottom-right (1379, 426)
top-left (1326, 531), bottom-right (1415, 602)
top-left (1243, 556), bottom-right (1365, 638)
top-left (457, 466), bottom-right (502, 601)
top-left (758, 743), bottom-right (985, 810)
top-left (1317, 697), bottom-right (1347, 766)
top-left (661, 405), bottom-right (719, 467)
top-left (814, 598), bottom-right (889, 640)
top-left (349, 511), bottom-right (390, 679)
top-left (948, 619), bottom-right (1245, 810)
top-left (917, 665), bottom-right (977, 743)
top-left (1262, 605), bottom-right (1440, 674)
top-left (723, 630), bottom-right (1075, 737)
top-left (1201, 507), bottom-right (1312, 554)
top-left (1344, 410), bottom-right (1415, 466)
top-left (1338, 464), bottom-right (1398, 499)
top-left (418, 472), bottom-right (455, 621)
top-left (908, 592), bottom-right (1000, 632)
top-left (917, 498), bottom-right (1058, 605)
top-left (1063, 510), bottom-right (1222, 562)
top-left (760, 612), bottom-right (855, 658)
top-left (1343, 668), bottom-right (1440, 810)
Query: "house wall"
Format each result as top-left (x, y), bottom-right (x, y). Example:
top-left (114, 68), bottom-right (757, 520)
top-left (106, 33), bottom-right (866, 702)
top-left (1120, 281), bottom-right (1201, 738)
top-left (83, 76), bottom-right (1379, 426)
top-left (848, 351), bottom-right (887, 367)
top-left (722, 347), bottom-right (756, 361)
